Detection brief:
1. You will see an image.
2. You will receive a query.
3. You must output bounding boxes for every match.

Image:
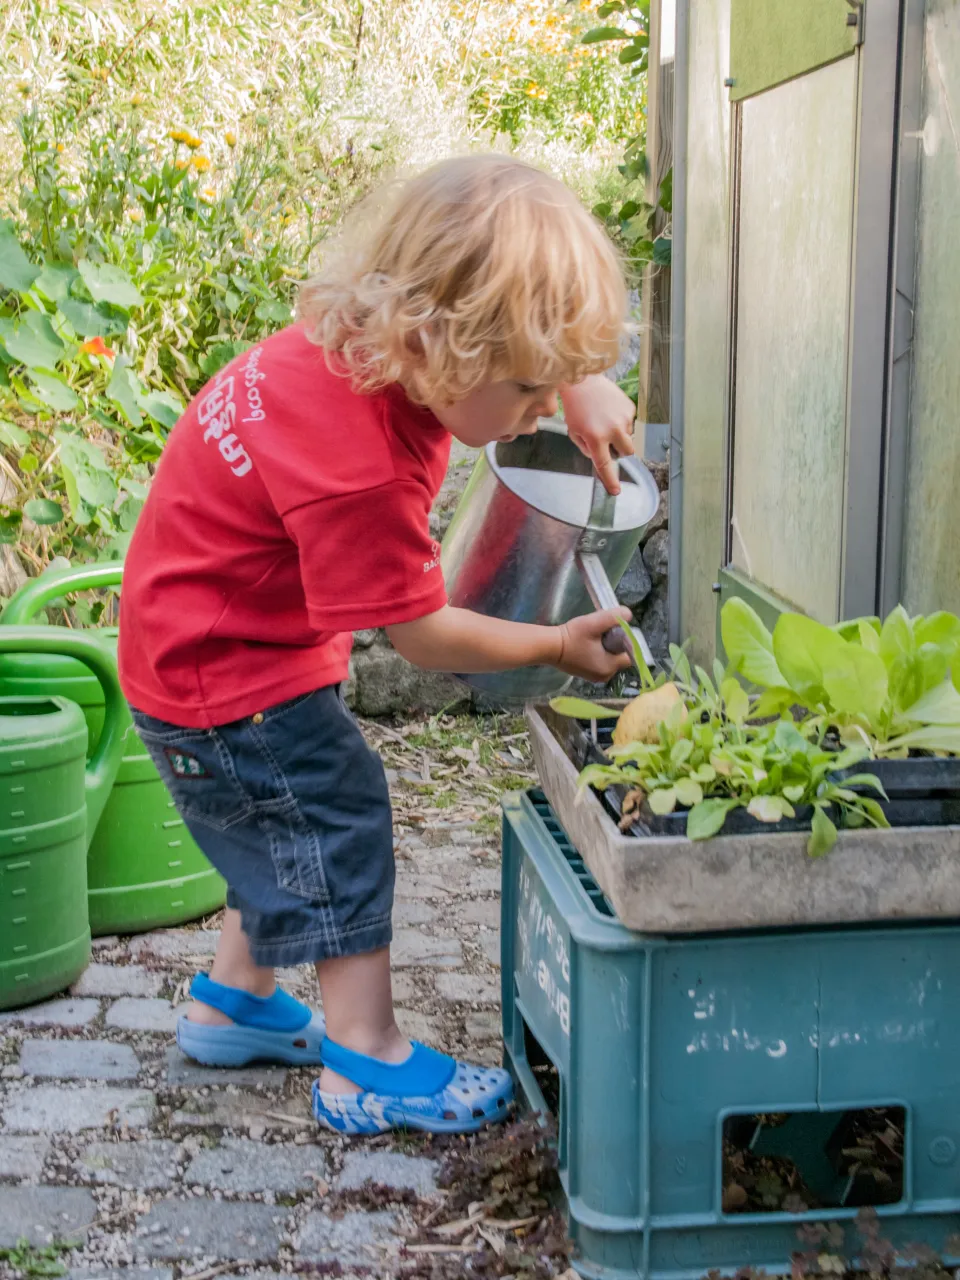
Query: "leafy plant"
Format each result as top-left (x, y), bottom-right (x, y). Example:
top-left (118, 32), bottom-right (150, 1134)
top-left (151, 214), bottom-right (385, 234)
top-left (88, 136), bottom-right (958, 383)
top-left (552, 656), bottom-right (888, 856)
top-left (0, 1238), bottom-right (71, 1278)
top-left (721, 599), bottom-right (960, 757)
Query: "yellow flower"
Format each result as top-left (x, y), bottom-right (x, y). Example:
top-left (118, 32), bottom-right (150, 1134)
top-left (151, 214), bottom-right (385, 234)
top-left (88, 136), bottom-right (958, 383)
top-left (174, 158), bottom-right (189, 171)
top-left (185, 134), bottom-right (203, 150)
top-left (200, 187), bottom-right (215, 202)
top-left (225, 130), bottom-right (237, 147)
top-left (55, 143), bottom-right (65, 154)
top-left (128, 208), bottom-right (143, 222)
top-left (130, 93), bottom-right (145, 107)
top-left (169, 128), bottom-right (192, 144)
top-left (191, 154), bottom-right (211, 172)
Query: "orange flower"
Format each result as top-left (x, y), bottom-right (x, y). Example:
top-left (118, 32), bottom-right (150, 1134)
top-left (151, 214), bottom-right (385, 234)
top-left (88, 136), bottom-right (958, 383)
top-left (80, 337), bottom-right (115, 358)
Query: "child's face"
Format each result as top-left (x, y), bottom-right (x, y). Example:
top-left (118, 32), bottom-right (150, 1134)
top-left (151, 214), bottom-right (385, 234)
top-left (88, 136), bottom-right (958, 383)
top-left (428, 379), bottom-right (561, 448)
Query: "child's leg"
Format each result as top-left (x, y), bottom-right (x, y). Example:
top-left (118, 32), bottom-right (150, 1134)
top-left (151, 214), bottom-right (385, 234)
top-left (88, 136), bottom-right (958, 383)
top-left (186, 907), bottom-right (276, 1027)
top-left (315, 946), bottom-right (409, 1094)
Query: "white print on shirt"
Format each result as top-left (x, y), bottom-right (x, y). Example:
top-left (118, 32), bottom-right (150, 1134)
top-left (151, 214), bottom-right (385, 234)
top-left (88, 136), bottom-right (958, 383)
top-left (196, 374), bottom-right (253, 478)
top-left (241, 345), bottom-right (267, 424)
top-left (423, 541), bottom-right (442, 573)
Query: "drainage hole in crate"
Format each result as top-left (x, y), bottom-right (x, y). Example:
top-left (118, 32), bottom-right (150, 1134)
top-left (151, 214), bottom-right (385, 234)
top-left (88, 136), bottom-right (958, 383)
top-left (523, 1018), bottom-right (561, 1120)
top-left (722, 1107), bottom-right (905, 1215)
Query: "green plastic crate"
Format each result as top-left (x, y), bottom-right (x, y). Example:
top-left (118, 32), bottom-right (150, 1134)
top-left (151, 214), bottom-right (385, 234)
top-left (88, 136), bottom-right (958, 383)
top-left (501, 791), bottom-right (960, 1279)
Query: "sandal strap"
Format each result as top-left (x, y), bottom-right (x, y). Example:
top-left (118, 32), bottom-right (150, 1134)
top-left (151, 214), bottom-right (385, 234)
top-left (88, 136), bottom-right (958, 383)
top-left (320, 1039), bottom-right (456, 1096)
top-left (189, 974), bottom-right (311, 1032)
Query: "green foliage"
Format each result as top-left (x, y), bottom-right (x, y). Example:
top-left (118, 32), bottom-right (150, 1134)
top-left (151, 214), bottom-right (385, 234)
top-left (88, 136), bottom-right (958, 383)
top-left (0, 0), bottom-right (643, 572)
top-left (722, 599), bottom-right (960, 757)
top-left (557, 662), bottom-right (887, 856)
top-left (0, 1238), bottom-right (70, 1278)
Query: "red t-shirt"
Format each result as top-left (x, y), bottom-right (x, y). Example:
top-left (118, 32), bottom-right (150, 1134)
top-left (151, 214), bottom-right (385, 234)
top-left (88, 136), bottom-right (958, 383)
top-left (118, 325), bottom-right (452, 727)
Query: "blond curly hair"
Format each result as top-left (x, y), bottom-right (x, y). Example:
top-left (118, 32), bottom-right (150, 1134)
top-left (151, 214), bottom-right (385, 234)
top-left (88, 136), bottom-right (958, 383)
top-left (297, 154), bottom-right (628, 404)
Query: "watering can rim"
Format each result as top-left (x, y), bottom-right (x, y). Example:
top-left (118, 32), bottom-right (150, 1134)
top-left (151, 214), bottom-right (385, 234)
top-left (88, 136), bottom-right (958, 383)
top-left (481, 438), bottom-right (660, 534)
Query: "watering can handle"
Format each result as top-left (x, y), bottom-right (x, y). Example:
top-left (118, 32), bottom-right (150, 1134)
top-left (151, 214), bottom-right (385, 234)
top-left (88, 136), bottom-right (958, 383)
top-left (576, 551), bottom-right (656, 670)
top-left (0, 625), bottom-right (125, 834)
top-left (2, 562), bottom-right (124, 625)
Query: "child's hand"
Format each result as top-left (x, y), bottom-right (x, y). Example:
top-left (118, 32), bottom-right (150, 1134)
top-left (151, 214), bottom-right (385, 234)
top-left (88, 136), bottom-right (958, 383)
top-left (560, 374), bottom-right (636, 495)
top-left (556, 608), bottom-right (634, 682)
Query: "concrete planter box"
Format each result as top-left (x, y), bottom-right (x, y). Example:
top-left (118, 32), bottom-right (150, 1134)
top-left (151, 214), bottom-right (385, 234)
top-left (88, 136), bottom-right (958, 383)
top-left (526, 702), bottom-right (960, 933)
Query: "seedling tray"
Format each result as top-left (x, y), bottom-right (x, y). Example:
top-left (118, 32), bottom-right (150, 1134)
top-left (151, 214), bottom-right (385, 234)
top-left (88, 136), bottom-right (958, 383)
top-left (578, 721), bottom-right (960, 833)
top-left (526, 702), bottom-right (960, 932)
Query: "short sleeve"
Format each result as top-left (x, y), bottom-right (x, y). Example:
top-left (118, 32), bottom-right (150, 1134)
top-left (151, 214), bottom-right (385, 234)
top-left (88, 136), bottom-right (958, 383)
top-left (283, 481), bottom-right (447, 632)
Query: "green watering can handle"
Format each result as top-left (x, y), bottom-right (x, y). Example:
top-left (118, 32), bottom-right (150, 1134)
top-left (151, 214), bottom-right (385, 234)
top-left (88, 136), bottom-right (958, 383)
top-left (1, 562), bottom-right (123, 625)
top-left (0, 625), bottom-right (125, 834)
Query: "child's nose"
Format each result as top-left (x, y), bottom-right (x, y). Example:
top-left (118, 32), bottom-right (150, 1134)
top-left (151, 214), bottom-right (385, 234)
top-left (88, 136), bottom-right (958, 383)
top-left (535, 389), bottom-right (559, 418)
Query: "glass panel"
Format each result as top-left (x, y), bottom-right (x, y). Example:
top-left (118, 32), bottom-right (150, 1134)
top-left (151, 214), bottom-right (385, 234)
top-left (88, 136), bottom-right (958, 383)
top-left (730, 56), bottom-right (857, 622)
top-left (679, 0), bottom-right (731, 664)
top-left (901, 1), bottom-right (960, 616)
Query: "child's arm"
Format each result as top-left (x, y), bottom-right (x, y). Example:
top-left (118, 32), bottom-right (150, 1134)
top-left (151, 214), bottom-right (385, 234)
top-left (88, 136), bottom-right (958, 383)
top-left (387, 605), bottom-right (632, 682)
top-left (560, 374), bottom-right (637, 496)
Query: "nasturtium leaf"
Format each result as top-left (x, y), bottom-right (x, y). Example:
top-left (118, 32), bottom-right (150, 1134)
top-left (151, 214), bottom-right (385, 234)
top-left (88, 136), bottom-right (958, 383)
top-left (58, 432), bottom-right (118, 510)
top-left (582, 24), bottom-right (631, 43)
top-left (58, 296), bottom-right (127, 339)
top-left (3, 313), bottom-right (68, 371)
top-left (107, 358), bottom-right (144, 427)
top-left (28, 372), bottom-right (79, 411)
top-left (0, 418), bottom-right (30, 450)
top-left (78, 260), bottom-right (143, 309)
top-left (0, 510), bottom-right (22, 544)
top-left (0, 222), bottom-right (41, 292)
top-left (139, 389), bottom-right (183, 429)
top-left (34, 261), bottom-right (79, 304)
top-left (23, 497), bottom-right (64, 525)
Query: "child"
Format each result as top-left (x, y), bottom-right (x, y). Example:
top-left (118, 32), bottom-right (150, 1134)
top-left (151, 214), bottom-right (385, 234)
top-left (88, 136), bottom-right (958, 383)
top-left (118, 154), bottom-right (637, 1135)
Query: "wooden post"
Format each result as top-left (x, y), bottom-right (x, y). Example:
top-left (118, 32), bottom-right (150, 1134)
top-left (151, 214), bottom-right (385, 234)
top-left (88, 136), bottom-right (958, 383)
top-left (637, 0), bottom-right (674, 429)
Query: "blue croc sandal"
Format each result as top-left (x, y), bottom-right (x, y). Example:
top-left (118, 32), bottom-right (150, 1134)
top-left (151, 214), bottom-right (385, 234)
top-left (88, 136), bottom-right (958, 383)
top-left (176, 974), bottom-right (326, 1067)
top-left (311, 1038), bottom-right (514, 1134)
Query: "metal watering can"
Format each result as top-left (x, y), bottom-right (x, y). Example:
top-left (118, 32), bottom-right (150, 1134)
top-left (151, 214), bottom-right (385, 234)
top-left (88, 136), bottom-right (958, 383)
top-left (0, 626), bottom-right (125, 1010)
top-left (440, 422), bottom-right (660, 701)
top-left (0, 564), bottom-right (225, 936)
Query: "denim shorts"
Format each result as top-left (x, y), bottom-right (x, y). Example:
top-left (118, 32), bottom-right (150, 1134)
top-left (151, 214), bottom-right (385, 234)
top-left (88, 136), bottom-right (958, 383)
top-left (130, 686), bottom-right (394, 968)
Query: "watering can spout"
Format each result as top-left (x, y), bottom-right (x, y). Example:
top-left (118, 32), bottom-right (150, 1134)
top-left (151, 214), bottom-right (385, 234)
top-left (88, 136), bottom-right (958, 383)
top-left (0, 626), bottom-right (125, 838)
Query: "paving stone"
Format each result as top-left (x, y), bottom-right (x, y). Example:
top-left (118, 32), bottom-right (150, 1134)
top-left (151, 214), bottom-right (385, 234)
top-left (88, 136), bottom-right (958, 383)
top-left (0, 998), bottom-right (99, 1029)
top-left (71, 964), bottom-right (163, 999)
top-left (435, 972), bottom-right (500, 1004)
top-left (1, 1085), bottom-right (155, 1134)
top-left (468, 867), bottom-right (503, 894)
top-left (170, 1093), bottom-right (307, 1133)
top-left (461, 899), bottom-right (501, 929)
top-left (466, 1010), bottom-right (502, 1042)
top-left (20, 1039), bottom-right (139, 1082)
top-left (296, 1209), bottom-right (398, 1265)
top-left (135, 1198), bottom-right (283, 1262)
top-left (105, 998), bottom-right (179, 1033)
top-left (480, 931), bottom-right (501, 967)
top-left (0, 1186), bottom-right (96, 1247)
top-left (77, 1139), bottom-right (179, 1190)
top-left (184, 1138), bottom-right (329, 1194)
top-left (393, 899), bottom-right (438, 927)
top-left (0, 1135), bottom-right (49, 1180)
top-left (70, 1270), bottom-right (172, 1280)
top-left (395, 1009), bottom-right (441, 1046)
top-left (336, 1150), bottom-right (438, 1197)
top-left (394, 871), bottom-right (454, 900)
top-left (391, 971), bottom-right (417, 1003)
top-left (129, 930), bottom-right (221, 962)
top-left (391, 929), bottom-right (462, 969)
top-left (164, 1045), bottom-right (288, 1090)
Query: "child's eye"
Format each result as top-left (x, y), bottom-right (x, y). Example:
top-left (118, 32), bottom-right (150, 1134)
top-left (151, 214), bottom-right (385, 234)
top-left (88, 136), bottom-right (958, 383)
top-left (516, 382), bottom-right (541, 395)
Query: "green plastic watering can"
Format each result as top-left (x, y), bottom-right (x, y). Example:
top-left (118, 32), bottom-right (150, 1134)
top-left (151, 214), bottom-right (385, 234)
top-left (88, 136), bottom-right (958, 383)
top-left (0, 625), bottom-right (125, 1010)
top-left (0, 563), bottom-right (225, 936)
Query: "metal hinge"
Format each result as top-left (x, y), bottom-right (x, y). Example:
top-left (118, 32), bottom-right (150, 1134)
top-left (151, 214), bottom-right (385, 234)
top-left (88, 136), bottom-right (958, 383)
top-left (846, 0), bottom-right (865, 46)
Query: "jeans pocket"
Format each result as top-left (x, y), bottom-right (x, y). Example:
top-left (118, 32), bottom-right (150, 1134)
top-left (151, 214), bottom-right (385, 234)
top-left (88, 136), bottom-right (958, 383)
top-left (132, 716), bottom-right (254, 832)
top-left (257, 800), bottom-right (329, 903)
